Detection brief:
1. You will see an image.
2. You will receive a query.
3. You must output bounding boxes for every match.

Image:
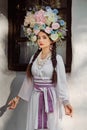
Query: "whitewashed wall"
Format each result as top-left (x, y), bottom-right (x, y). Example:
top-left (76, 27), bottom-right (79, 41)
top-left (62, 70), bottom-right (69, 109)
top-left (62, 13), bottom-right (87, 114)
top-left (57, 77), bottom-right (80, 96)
top-left (0, 0), bottom-right (87, 130)
top-left (62, 0), bottom-right (87, 130)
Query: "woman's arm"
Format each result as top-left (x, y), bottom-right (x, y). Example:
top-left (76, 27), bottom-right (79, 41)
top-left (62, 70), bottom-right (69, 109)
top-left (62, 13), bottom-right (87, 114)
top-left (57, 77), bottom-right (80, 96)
top-left (56, 55), bottom-right (73, 116)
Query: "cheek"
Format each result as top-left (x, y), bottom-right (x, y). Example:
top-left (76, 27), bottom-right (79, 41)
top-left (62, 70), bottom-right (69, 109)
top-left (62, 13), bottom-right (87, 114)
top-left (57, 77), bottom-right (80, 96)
top-left (37, 40), bottom-right (40, 45)
top-left (46, 40), bottom-right (51, 46)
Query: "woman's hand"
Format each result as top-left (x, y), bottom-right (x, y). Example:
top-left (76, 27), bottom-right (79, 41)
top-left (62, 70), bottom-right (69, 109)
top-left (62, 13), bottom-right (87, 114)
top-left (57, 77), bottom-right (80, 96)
top-left (8, 96), bottom-right (20, 110)
top-left (64, 104), bottom-right (73, 117)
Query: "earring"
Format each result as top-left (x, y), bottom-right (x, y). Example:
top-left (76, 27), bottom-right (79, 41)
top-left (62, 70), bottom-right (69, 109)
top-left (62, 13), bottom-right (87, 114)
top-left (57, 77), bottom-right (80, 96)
top-left (38, 47), bottom-right (41, 50)
top-left (50, 44), bottom-right (53, 50)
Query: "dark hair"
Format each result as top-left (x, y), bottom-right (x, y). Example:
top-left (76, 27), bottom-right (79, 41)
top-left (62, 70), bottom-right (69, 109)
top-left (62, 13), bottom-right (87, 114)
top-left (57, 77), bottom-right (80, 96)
top-left (26, 48), bottom-right (42, 79)
top-left (26, 32), bottom-right (57, 85)
top-left (51, 43), bottom-right (57, 85)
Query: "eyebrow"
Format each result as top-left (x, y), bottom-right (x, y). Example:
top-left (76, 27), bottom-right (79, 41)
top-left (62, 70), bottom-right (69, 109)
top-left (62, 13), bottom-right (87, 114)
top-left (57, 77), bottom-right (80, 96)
top-left (38, 34), bottom-right (47, 38)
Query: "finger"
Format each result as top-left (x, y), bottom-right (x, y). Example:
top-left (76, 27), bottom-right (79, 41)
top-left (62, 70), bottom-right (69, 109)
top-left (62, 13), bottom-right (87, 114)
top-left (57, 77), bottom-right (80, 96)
top-left (67, 110), bottom-right (73, 117)
top-left (65, 107), bottom-right (72, 116)
top-left (9, 101), bottom-right (18, 109)
top-left (67, 105), bottom-right (73, 113)
top-left (65, 112), bottom-right (72, 117)
top-left (8, 102), bottom-right (14, 109)
top-left (9, 105), bottom-right (16, 110)
top-left (8, 101), bottom-right (12, 105)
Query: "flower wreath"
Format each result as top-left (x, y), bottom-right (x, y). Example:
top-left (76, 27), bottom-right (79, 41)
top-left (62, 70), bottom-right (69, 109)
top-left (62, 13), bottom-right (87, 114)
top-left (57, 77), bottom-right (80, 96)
top-left (23, 6), bottom-right (66, 43)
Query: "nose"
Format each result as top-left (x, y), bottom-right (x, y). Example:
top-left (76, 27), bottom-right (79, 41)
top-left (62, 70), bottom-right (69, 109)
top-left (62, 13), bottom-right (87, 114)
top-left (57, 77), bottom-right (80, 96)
top-left (38, 38), bottom-right (43, 43)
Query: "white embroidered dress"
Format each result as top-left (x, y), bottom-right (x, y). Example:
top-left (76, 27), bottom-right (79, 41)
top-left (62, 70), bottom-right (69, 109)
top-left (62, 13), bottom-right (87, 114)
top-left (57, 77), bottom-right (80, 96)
top-left (18, 54), bottom-right (69, 130)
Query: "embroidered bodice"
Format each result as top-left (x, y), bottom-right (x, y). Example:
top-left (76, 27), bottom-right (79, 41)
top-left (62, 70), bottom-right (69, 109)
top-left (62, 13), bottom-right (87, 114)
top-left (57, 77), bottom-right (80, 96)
top-left (32, 54), bottom-right (53, 80)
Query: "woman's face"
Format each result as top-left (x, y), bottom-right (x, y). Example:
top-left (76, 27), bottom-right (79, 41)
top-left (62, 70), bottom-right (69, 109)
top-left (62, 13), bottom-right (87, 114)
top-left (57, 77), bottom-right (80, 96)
top-left (37, 31), bottom-right (52, 49)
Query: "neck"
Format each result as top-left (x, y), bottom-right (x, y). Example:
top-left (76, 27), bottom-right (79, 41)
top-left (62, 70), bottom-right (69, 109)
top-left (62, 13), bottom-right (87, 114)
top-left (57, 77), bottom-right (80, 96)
top-left (42, 47), bottom-right (51, 55)
top-left (41, 47), bottom-right (51, 59)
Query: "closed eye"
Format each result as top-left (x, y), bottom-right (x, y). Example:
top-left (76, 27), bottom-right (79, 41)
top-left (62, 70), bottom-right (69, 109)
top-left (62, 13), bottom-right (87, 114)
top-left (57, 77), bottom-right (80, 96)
top-left (37, 35), bottom-right (47, 40)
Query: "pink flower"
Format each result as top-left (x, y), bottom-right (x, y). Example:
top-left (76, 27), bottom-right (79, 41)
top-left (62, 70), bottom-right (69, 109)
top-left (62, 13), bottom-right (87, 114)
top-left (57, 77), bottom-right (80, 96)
top-left (34, 29), bottom-right (40, 35)
top-left (45, 27), bottom-right (52, 34)
top-left (52, 23), bottom-right (60, 30)
top-left (35, 9), bottom-right (46, 25)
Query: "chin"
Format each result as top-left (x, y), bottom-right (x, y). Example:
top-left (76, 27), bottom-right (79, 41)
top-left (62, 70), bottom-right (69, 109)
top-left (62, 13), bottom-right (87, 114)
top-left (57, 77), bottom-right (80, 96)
top-left (39, 46), bottom-right (44, 49)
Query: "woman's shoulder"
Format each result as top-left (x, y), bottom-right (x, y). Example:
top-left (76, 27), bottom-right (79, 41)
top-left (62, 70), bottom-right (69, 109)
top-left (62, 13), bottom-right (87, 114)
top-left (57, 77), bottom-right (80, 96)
top-left (56, 54), bottom-right (63, 61)
top-left (56, 54), bottom-right (65, 67)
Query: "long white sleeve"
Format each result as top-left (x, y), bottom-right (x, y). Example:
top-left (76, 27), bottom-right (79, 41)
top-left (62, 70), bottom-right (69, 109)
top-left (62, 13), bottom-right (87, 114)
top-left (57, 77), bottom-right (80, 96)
top-left (18, 77), bottom-right (33, 102)
top-left (56, 55), bottom-right (70, 105)
top-left (18, 56), bottom-right (34, 102)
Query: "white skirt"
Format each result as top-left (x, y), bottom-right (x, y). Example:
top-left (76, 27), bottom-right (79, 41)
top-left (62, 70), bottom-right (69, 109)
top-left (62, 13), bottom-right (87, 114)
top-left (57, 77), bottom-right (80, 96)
top-left (26, 86), bottom-right (63, 130)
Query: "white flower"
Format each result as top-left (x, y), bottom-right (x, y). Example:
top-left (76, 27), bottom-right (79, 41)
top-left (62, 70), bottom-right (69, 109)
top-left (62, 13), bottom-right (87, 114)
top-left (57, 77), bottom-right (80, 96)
top-left (24, 13), bottom-right (36, 27)
top-left (31, 35), bottom-right (37, 42)
top-left (50, 34), bottom-right (59, 41)
top-left (27, 28), bottom-right (32, 35)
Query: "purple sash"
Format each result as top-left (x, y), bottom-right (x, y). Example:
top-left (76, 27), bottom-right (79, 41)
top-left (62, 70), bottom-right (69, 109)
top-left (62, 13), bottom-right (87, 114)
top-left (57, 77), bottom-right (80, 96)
top-left (34, 82), bottom-right (54, 129)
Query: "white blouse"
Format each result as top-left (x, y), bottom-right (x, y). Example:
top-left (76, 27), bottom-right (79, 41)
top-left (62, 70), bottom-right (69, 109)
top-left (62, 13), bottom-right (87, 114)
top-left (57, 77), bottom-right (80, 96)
top-left (18, 54), bottom-right (69, 105)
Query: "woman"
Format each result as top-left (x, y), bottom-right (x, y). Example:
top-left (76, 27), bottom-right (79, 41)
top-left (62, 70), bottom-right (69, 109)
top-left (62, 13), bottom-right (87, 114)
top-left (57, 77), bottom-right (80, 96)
top-left (8, 7), bottom-right (73, 130)
top-left (9, 31), bottom-right (72, 130)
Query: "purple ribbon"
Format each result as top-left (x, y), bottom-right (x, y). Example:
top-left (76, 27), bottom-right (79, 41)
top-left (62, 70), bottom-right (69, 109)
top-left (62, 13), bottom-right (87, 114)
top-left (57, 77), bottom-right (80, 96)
top-left (34, 84), bottom-right (54, 129)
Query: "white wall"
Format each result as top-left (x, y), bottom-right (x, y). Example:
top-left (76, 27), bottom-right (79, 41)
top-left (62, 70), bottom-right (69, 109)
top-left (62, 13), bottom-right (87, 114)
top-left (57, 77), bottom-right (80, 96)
top-left (62, 0), bottom-right (87, 130)
top-left (0, 0), bottom-right (87, 130)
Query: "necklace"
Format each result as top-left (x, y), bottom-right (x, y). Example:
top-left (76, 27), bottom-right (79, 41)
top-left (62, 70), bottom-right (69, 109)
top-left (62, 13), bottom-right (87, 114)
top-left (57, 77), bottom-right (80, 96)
top-left (41, 51), bottom-right (51, 59)
top-left (37, 52), bottom-right (51, 69)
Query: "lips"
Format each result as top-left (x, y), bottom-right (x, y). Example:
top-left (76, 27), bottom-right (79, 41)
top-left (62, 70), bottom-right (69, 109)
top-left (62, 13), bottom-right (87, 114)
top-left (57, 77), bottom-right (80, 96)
top-left (39, 42), bottom-right (44, 46)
